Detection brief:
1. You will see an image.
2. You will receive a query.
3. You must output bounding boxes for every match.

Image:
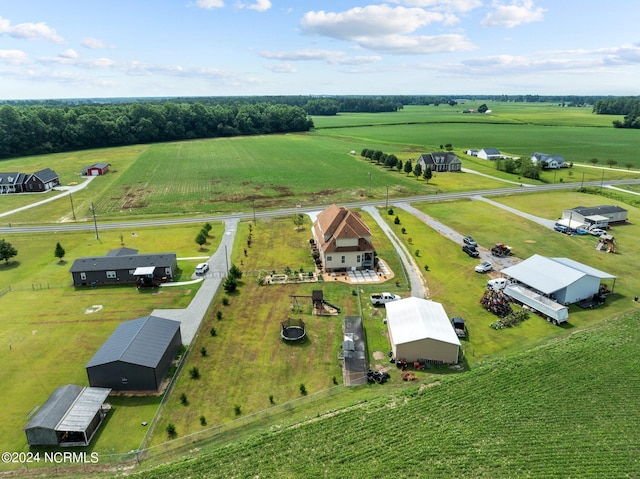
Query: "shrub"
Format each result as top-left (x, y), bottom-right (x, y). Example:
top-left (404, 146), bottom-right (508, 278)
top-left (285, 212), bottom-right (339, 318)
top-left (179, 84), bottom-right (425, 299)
top-left (199, 415), bottom-right (207, 426)
top-left (299, 383), bottom-right (307, 395)
top-left (210, 327), bottom-right (217, 336)
top-left (189, 367), bottom-right (200, 379)
top-left (200, 347), bottom-right (207, 357)
top-left (234, 405), bottom-right (242, 416)
top-left (180, 393), bottom-right (188, 405)
top-left (394, 216), bottom-right (400, 225)
top-left (269, 395), bottom-right (274, 405)
top-left (222, 296), bottom-right (229, 306)
top-left (401, 228), bottom-right (406, 234)
top-left (415, 249), bottom-right (420, 257)
top-left (387, 208), bottom-right (394, 215)
top-left (216, 310), bottom-right (223, 320)
top-left (166, 423), bottom-right (176, 437)
top-left (223, 275), bottom-right (238, 293)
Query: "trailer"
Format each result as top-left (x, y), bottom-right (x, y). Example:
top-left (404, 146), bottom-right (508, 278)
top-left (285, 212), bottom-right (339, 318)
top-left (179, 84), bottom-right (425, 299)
top-left (503, 284), bottom-right (569, 325)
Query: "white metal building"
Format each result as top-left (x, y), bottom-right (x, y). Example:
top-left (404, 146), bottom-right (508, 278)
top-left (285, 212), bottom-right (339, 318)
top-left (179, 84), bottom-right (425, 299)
top-left (385, 297), bottom-right (460, 364)
top-left (500, 255), bottom-right (616, 305)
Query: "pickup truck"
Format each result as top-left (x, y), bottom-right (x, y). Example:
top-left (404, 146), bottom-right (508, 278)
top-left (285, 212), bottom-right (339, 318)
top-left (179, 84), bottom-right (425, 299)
top-left (451, 317), bottom-right (467, 338)
top-left (370, 292), bottom-right (401, 306)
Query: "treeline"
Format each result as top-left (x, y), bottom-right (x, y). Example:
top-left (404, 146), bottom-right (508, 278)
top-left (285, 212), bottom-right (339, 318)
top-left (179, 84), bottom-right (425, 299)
top-left (592, 97), bottom-right (640, 129)
top-left (0, 102), bottom-right (313, 159)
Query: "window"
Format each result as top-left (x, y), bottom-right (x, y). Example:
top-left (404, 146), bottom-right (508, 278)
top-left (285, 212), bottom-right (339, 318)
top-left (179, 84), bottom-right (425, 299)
top-left (327, 256), bottom-right (332, 262)
top-left (129, 270), bottom-right (135, 275)
top-left (121, 377), bottom-right (128, 384)
top-left (80, 272), bottom-right (87, 280)
top-left (164, 267), bottom-right (172, 275)
top-left (356, 255), bottom-right (361, 263)
top-left (106, 271), bottom-right (116, 279)
top-left (341, 256), bottom-right (345, 264)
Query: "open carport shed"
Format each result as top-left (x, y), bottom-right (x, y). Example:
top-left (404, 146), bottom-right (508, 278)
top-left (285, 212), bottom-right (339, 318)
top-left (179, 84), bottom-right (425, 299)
top-left (500, 255), bottom-right (616, 305)
top-left (24, 385), bottom-right (111, 447)
top-left (86, 315), bottom-right (182, 392)
top-left (385, 297), bottom-right (460, 364)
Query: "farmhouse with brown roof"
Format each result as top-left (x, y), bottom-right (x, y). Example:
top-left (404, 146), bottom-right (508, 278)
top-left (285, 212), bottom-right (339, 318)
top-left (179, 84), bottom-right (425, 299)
top-left (312, 204), bottom-right (375, 272)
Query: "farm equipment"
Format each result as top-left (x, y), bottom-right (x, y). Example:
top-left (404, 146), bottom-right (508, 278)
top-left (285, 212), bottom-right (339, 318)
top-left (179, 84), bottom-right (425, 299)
top-left (491, 243), bottom-right (512, 257)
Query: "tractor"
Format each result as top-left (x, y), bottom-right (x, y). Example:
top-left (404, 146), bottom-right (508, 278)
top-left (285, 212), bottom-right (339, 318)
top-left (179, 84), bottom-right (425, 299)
top-left (491, 243), bottom-right (512, 257)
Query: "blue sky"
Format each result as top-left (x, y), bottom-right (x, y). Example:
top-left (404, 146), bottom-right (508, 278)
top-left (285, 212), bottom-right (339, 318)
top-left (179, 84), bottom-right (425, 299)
top-left (1, 0), bottom-right (639, 99)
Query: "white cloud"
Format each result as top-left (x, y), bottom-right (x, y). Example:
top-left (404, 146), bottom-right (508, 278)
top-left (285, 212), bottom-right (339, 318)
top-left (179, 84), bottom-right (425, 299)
top-left (82, 37), bottom-right (107, 49)
top-left (237, 0), bottom-right (272, 12)
top-left (195, 0), bottom-right (225, 9)
top-left (59, 49), bottom-right (78, 60)
top-left (260, 48), bottom-right (382, 65)
top-left (264, 63), bottom-right (297, 73)
top-left (0, 49), bottom-right (30, 65)
top-left (0, 16), bottom-right (64, 43)
top-left (481, 0), bottom-right (545, 28)
top-left (301, 5), bottom-right (449, 39)
top-left (359, 34), bottom-right (475, 54)
top-left (387, 0), bottom-right (482, 13)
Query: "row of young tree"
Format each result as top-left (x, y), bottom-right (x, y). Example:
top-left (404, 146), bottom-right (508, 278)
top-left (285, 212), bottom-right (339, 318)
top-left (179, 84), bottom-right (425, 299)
top-left (0, 102), bottom-right (314, 159)
top-left (360, 149), bottom-right (432, 182)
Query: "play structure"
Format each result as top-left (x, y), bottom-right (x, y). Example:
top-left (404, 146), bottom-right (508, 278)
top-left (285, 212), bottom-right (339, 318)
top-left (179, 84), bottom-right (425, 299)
top-left (289, 290), bottom-right (340, 316)
top-left (280, 318), bottom-right (306, 342)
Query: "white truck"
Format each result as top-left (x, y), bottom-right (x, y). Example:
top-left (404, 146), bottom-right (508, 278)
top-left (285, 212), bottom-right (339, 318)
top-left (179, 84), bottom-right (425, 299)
top-left (370, 292), bottom-right (401, 306)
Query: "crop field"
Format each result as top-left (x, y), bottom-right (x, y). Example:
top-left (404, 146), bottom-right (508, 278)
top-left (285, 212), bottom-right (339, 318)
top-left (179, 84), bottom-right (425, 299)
top-left (126, 312), bottom-right (640, 479)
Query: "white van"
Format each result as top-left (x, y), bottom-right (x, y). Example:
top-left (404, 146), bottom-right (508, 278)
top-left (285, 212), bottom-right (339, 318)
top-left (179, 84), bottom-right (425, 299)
top-left (195, 263), bottom-right (209, 275)
top-left (487, 278), bottom-right (509, 291)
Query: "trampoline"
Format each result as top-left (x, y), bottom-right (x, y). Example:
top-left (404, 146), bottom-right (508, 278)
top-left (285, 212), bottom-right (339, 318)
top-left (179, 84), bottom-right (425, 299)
top-left (281, 318), bottom-right (306, 342)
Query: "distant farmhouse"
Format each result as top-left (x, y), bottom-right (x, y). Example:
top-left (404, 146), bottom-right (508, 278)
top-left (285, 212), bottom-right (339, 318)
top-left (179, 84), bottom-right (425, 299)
top-left (0, 168), bottom-right (59, 194)
top-left (531, 152), bottom-right (568, 169)
top-left (417, 152), bottom-right (462, 173)
top-left (69, 247), bottom-right (177, 287)
top-left (477, 148), bottom-right (504, 160)
top-left (86, 315), bottom-right (182, 392)
top-left (81, 162), bottom-right (109, 176)
top-left (312, 204), bottom-right (375, 272)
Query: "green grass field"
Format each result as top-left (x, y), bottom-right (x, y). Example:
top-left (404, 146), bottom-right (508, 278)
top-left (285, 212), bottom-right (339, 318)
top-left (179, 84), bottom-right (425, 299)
top-left (1, 103), bottom-right (640, 477)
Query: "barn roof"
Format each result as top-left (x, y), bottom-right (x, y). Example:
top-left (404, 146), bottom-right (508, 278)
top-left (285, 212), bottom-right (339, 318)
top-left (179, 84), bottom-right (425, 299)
top-left (500, 255), bottom-right (615, 295)
top-left (69, 252), bottom-right (175, 273)
top-left (86, 315), bottom-right (181, 369)
top-left (30, 168), bottom-right (59, 182)
top-left (24, 385), bottom-right (111, 432)
top-left (385, 297), bottom-right (460, 347)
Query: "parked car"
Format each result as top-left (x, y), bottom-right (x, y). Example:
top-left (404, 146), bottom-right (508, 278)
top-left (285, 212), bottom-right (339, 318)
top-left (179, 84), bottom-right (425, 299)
top-left (463, 236), bottom-right (477, 248)
top-left (195, 263), bottom-right (209, 275)
top-left (575, 227), bottom-right (589, 235)
top-left (553, 223), bottom-right (570, 233)
top-left (589, 228), bottom-right (606, 236)
top-left (474, 261), bottom-right (493, 273)
top-left (487, 278), bottom-right (509, 291)
top-left (462, 244), bottom-right (479, 257)
top-left (451, 317), bottom-right (467, 338)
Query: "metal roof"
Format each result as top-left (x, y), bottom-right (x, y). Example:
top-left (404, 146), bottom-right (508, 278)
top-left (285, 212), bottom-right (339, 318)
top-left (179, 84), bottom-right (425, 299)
top-left (86, 315), bottom-right (181, 369)
top-left (24, 385), bottom-right (110, 432)
top-left (69, 252), bottom-right (176, 273)
top-left (385, 297), bottom-right (460, 347)
top-left (570, 205), bottom-right (628, 216)
top-left (500, 255), bottom-right (615, 295)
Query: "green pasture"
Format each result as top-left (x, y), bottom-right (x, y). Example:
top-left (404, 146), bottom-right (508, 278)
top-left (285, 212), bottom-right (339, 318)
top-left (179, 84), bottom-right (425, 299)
top-left (0, 223), bottom-right (223, 461)
top-left (125, 311), bottom-right (640, 479)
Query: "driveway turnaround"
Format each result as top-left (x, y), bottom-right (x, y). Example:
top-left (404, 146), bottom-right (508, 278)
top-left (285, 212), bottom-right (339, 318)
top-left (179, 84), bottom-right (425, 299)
top-left (153, 218), bottom-right (238, 345)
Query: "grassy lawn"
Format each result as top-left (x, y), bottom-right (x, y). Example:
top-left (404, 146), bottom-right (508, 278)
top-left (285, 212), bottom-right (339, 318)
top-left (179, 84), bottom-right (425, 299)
top-left (0, 223), bottom-right (224, 461)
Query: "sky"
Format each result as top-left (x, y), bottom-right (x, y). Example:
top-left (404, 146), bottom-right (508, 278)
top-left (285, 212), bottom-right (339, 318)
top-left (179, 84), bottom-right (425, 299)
top-left (1, 0), bottom-right (639, 100)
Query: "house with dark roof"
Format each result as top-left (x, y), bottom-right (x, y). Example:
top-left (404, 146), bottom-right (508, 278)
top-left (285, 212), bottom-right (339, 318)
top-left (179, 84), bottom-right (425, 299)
top-left (69, 247), bottom-right (177, 286)
top-left (561, 205), bottom-right (628, 228)
top-left (0, 168), bottom-right (59, 194)
top-left (22, 168), bottom-right (60, 192)
top-left (478, 148), bottom-right (503, 160)
top-left (0, 172), bottom-right (26, 194)
top-left (24, 385), bottom-right (111, 447)
top-left (312, 204), bottom-right (375, 272)
top-left (417, 152), bottom-right (462, 172)
top-left (82, 162), bottom-right (110, 176)
top-left (86, 315), bottom-right (182, 391)
top-left (531, 152), bottom-right (567, 169)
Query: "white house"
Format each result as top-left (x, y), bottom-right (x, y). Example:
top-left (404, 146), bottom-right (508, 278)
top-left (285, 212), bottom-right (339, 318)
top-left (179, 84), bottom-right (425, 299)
top-left (531, 152), bottom-right (567, 169)
top-left (385, 297), bottom-right (460, 364)
top-left (478, 148), bottom-right (503, 160)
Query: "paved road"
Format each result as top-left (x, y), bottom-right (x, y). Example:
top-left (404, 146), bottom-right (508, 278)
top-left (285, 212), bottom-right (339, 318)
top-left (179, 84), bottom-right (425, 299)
top-left (153, 218), bottom-right (238, 345)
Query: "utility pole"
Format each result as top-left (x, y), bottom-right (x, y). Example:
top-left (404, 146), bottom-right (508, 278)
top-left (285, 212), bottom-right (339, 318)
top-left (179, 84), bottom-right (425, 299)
top-left (252, 200), bottom-right (256, 225)
top-left (600, 168), bottom-right (605, 188)
top-left (69, 193), bottom-right (76, 221)
top-left (581, 172), bottom-right (585, 188)
top-left (368, 172), bottom-right (372, 197)
top-left (90, 202), bottom-right (99, 240)
top-left (385, 186), bottom-right (389, 209)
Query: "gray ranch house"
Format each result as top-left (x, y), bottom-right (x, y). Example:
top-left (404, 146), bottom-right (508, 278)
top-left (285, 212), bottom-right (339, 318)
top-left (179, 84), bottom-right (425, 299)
top-left (70, 247), bottom-right (177, 287)
top-left (531, 152), bottom-right (568, 169)
top-left (417, 152), bottom-right (462, 172)
top-left (0, 168), bottom-right (59, 194)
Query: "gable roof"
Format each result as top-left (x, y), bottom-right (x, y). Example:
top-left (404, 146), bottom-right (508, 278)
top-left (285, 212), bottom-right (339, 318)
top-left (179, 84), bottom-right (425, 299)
top-left (105, 247), bottom-right (139, 257)
top-left (315, 204), bottom-right (371, 241)
top-left (500, 254), bottom-right (615, 295)
top-left (0, 172), bottom-right (25, 185)
top-left (569, 205), bottom-right (627, 216)
top-left (69, 252), bottom-right (176, 273)
top-left (480, 148), bottom-right (501, 155)
top-left (86, 315), bottom-right (181, 369)
top-left (531, 152), bottom-right (566, 163)
top-left (418, 152), bottom-right (461, 165)
top-left (385, 297), bottom-right (460, 347)
top-left (24, 385), bottom-right (111, 432)
top-left (30, 168), bottom-right (59, 183)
